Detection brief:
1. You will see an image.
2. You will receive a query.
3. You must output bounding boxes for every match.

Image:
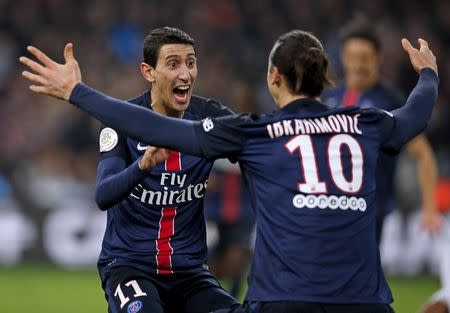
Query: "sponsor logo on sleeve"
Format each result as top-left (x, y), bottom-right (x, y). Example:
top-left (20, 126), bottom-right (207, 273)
top-left (202, 118), bottom-right (214, 132)
top-left (99, 128), bottom-right (118, 152)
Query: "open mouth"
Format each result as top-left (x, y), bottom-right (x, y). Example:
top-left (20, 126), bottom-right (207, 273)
top-left (173, 85), bottom-right (190, 104)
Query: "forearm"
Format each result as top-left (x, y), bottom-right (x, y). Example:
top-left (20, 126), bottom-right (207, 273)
top-left (408, 138), bottom-right (438, 213)
top-left (390, 68), bottom-right (439, 145)
top-left (418, 157), bottom-right (438, 213)
top-left (95, 157), bottom-right (147, 210)
top-left (69, 83), bottom-right (204, 156)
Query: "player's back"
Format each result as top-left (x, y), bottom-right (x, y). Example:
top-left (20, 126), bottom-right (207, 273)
top-left (323, 83), bottom-right (404, 218)
top-left (232, 99), bottom-right (392, 303)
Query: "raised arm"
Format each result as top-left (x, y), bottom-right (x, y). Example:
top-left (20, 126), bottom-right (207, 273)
top-left (19, 44), bottom-right (206, 156)
top-left (380, 39), bottom-right (439, 151)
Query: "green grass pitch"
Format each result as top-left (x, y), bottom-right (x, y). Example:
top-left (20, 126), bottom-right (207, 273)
top-left (0, 266), bottom-right (440, 313)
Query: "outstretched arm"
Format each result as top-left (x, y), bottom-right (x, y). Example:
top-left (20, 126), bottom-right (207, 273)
top-left (20, 44), bottom-right (206, 157)
top-left (380, 39), bottom-right (439, 152)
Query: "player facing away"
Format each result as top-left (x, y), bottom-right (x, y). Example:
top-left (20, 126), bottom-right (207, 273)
top-left (35, 27), bottom-right (239, 313)
top-left (20, 31), bottom-right (439, 313)
top-left (322, 17), bottom-right (442, 242)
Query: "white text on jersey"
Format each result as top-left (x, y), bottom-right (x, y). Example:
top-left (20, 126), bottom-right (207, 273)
top-left (130, 181), bottom-right (208, 206)
top-left (266, 114), bottom-right (362, 139)
top-left (160, 173), bottom-right (186, 188)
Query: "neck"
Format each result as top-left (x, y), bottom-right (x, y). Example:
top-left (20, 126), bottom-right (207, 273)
top-left (278, 93), bottom-right (318, 109)
top-left (150, 89), bottom-right (184, 118)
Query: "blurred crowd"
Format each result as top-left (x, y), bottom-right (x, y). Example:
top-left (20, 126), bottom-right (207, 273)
top-left (0, 0), bottom-right (449, 264)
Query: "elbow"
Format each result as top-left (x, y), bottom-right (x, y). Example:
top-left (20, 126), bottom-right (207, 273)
top-left (95, 187), bottom-right (110, 211)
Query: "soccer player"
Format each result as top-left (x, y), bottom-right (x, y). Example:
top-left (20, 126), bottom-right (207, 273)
top-left (25, 27), bottom-right (239, 313)
top-left (20, 30), bottom-right (439, 313)
top-left (322, 18), bottom-right (442, 242)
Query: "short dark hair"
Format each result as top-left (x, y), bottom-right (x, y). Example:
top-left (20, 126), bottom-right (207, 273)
top-left (339, 15), bottom-right (381, 52)
top-left (143, 27), bottom-right (195, 67)
top-left (270, 30), bottom-right (331, 97)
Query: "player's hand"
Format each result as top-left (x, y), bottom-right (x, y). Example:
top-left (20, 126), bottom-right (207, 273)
top-left (401, 38), bottom-right (438, 75)
top-left (19, 43), bottom-right (81, 101)
top-left (420, 210), bottom-right (443, 234)
top-left (138, 146), bottom-right (170, 171)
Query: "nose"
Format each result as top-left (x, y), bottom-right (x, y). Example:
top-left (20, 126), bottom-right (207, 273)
top-left (178, 65), bottom-right (190, 82)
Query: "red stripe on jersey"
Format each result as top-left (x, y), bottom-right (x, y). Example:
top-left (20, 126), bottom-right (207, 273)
top-left (221, 171), bottom-right (241, 223)
top-left (156, 151), bottom-right (181, 274)
top-left (342, 89), bottom-right (360, 107)
top-left (156, 207), bottom-right (176, 274)
top-left (165, 151), bottom-right (181, 171)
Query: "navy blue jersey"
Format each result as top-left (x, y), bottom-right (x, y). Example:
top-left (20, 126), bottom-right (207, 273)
top-left (323, 84), bottom-right (405, 217)
top-left (192, 101), bottom-right (396, 303)
top-left (69, 68), bottom-right (438, 305)
top-left (96, 91), bottom-right (233, 279)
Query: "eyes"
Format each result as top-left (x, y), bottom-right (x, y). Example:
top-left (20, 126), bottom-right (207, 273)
top-left (167, 58), bottom-right (196, 69)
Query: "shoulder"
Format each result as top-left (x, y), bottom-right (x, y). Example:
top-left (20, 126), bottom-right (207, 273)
top-left (188, 95), bottom-right (235, 118)
top-left (356, 106), bottom-right (394, 123)
top-left (126, 90), bottom-right (150, 107)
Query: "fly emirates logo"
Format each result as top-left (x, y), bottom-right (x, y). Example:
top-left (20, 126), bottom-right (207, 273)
top-left (130, 173), bottom-right (208, 206)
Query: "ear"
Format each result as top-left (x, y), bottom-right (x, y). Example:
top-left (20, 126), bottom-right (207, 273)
top-left (269, 66), bottom-right (282, 87)
top-left (140, 62), bottom-right (156, 83)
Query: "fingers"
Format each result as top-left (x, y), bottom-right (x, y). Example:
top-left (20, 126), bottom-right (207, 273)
top-left (19, 56), bottom-right (47, 75)
top-left (27, 46), bottom-right (57, 68)
top-left (144, 146), bottom-right (157, 154)
top-left (64, 43), bottom-right (75, 63)
top-left (22, 70), bottom-right (47, 85)
top-left (29, 85), bottom-right (49, 95)
top-left (401, 38), bottom-right (416, 55)
top-left (418, 38), bottom-right (429, 49)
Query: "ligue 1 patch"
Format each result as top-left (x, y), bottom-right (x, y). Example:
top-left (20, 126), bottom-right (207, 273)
top-left (99, 127), bottom-right (118, 152)
top-left (127, 300), bottom-right (143, 313)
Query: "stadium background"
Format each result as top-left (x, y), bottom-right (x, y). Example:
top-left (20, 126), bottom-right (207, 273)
top-left (0, 0), bottom-right (449, 312)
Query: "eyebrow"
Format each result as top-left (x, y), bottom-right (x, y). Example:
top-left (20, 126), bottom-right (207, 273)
top-left (165, 53), bottom-right (196, 60)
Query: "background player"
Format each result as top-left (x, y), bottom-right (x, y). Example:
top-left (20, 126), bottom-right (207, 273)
top-left (20, 29), bottom-right (439, 313)
top-left (205, 160), bottom-right (255, 298)
top-left (323, 17), bottom-right (442, 242)
top-left (44, 27), bottom-right (239, 313)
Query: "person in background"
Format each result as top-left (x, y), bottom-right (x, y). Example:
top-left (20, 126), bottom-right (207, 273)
top-left (205, 85), bottom-right (256, 299)
top-left (323, 16), bottom-right (442, 242)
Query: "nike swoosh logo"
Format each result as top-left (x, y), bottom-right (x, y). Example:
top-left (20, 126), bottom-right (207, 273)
top-left (137, 143), bottom-right (148, 151)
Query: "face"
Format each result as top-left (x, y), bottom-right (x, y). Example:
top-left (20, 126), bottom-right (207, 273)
top-left (142, 44), bottom-right (197, 113)
top-left (341, 38), bottom-right (380, 90)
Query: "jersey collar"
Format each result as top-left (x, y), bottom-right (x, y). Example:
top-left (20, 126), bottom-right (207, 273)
top-left (280, 98), bottom-right (330, 114)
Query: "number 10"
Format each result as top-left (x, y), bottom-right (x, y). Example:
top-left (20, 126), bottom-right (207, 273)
top-left (285, 134), bottom-right (363, 193)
